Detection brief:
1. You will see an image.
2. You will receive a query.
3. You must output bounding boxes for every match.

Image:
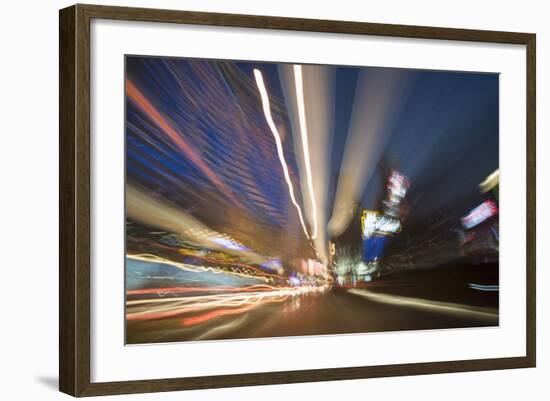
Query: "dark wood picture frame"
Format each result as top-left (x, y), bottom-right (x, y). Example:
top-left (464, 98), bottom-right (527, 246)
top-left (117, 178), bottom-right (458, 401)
top-left (59, 3), bottom-right (536, 397)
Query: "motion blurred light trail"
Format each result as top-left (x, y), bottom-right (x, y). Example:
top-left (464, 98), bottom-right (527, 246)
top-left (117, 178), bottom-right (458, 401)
top-left (468, 283), bottom-right (499, 292)
top-left (125, 79), bottom-right (240, 206)
top-left (181, 298), bottom-right (285, 327)
top-left (126, 186), bottom-right (268, 265)
top-left (127, 284), bottom-right (286, 296)
top-left (293, 64), bottom-right (318, 240)
top-left (127, 254), bottom-right (284, 281)
top-left (126, 285), bottom-right (327, 325)
top-left (193, 315), bottom-right (250, 341)
top-left (279, 64), bottom-right (335, 263)
top-left (348, 289), bottom-right (498, 321)
top-left (328, 70), bottom-right (414, 236)
top-left (253, 68), bottom-right (311, 241)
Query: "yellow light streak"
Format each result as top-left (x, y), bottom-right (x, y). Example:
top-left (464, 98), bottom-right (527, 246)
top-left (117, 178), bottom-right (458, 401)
top-left (127, 254), bottom-right (279, 281)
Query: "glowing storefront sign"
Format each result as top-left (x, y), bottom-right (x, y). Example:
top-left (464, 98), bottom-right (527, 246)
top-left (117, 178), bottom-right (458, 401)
top-left (461, 200), bottom-right (498, 229)
top-left (361, 210), bottom-right (401, 239)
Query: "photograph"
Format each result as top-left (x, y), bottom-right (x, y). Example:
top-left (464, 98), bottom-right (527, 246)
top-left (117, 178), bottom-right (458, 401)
top-left (0, 0), bottom-right (543, 398)
top-left (124, 56), bottom-right (500, 344)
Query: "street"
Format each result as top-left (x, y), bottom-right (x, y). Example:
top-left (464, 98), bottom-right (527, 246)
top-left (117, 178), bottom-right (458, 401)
top-left (126, 279), bottom-right (498, 344)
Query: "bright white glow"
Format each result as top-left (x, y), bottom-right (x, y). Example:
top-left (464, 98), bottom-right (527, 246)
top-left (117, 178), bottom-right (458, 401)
top-left (253, 69), bottom-right (310, 240)
top-left (377, 216), bottom-right (401, 233)
top-left (361, 210), bottom-right (400, 238)
top-left (293, 64), bottom-right (318, 239)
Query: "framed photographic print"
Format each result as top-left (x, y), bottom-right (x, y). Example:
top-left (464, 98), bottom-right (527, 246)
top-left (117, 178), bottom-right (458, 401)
top-left (59, 4), bottom-right (536, 397)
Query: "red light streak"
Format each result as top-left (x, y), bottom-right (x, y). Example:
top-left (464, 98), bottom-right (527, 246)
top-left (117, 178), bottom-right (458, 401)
top-left (181, 295), bottom-right (290, 327)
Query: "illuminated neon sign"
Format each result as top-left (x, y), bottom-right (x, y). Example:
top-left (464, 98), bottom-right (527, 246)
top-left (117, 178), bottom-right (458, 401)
top-left (461, 200), bottom-right (498, 229)
top-left (361, 210), bottom-right (401, 239)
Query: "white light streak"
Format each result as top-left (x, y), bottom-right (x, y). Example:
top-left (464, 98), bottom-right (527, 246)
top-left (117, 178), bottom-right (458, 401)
top-left (293, 64), bottom-right (318, 239)
top-left (254, 69), bottom-right (310, 239)
top-left (348, 289), bottom-right (498, 320)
